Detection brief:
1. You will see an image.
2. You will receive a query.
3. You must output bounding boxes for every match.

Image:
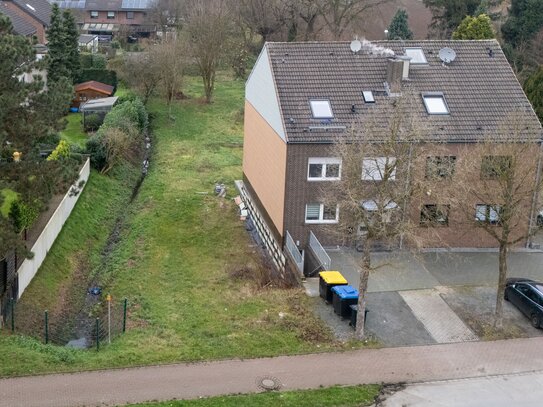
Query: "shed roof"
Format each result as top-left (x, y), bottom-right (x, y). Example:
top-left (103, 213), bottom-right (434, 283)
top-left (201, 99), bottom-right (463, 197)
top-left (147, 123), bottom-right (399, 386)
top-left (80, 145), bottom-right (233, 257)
top-left (80, 96), bottom-right (118, 111)
top-left (75, 80), bottom-right (114, 95)
top-left (263, 40), bottom-right (542, 143)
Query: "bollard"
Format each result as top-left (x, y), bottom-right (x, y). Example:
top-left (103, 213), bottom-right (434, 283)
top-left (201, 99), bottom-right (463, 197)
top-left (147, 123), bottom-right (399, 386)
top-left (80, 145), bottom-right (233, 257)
top-left (95, 318), bottom-right (100, 351)
top-left (122, 298), bottom-right (128, 333)
top-left (44, 310), bottom-right (49, 344)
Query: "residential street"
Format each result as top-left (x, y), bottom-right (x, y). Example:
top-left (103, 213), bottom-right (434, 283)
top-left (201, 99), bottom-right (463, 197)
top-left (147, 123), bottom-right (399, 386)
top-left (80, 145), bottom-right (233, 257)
top-left (1, 338), bottom-right (543, 407)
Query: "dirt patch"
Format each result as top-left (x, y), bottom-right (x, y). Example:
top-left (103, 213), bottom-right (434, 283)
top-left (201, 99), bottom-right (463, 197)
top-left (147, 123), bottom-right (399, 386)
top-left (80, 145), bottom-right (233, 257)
top-left (439, 285), bottom-right (543, 340)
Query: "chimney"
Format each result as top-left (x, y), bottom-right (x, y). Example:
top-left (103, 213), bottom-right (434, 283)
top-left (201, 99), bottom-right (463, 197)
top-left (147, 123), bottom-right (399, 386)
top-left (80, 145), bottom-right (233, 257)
top-left (386, 58), bottom-right (404, 95)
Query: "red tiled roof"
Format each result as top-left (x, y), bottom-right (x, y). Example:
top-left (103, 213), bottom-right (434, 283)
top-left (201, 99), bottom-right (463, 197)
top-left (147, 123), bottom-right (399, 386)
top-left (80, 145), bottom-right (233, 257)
top-left (74, 81), bottom-right (114, 95)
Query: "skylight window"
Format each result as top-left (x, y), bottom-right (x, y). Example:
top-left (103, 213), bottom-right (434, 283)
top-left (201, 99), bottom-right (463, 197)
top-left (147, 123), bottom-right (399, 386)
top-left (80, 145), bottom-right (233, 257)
top-left (422, 93), bottom-right (449, 114)
top-left (405, 47), bottom-right (427, 64)
top-left (26, 3), bottom-right (36, 11)
top-left (362, 91), bottom-right (375, 103)
top-left (310, 100), bottom-right (333, 119)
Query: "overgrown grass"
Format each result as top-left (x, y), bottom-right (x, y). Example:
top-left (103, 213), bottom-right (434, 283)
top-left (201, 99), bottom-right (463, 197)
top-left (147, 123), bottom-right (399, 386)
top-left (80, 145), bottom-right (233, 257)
top-left (132, 385), bottom-right (381, 407)
top-left (60, 113), bottom-right (87, 148)
top-left (0, 73), bottom-right (351, 377)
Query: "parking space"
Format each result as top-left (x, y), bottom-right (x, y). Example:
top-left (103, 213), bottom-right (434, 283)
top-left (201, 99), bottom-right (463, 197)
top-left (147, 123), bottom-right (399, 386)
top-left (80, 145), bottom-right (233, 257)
top-left (306, 247), bottom-right (543, 346)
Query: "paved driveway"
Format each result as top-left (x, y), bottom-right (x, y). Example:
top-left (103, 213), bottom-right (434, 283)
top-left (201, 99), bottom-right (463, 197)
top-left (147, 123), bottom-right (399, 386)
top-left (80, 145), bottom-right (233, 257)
top-left (306, 248), bottom-right (543, 346)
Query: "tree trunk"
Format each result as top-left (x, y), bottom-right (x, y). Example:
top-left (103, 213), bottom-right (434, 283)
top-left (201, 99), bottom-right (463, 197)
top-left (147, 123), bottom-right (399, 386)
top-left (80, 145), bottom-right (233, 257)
top-left (495, 242), bottom-right (508, 328)
top-left (354, 241), bottom-right (371, 339)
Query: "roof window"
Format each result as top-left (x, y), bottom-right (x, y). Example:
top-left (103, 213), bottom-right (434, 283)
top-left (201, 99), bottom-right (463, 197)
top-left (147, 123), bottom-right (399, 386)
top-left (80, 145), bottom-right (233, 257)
top-left (362, 91), bottom-right (375, 103)
top-left (26, 3), bottom-right (36, 11)
top-left (422, 93), bottom-right (449, 115)
top-left (310, 100), bottom-right (333, 119)
top-left (405, 47), bottom-right (427, 64)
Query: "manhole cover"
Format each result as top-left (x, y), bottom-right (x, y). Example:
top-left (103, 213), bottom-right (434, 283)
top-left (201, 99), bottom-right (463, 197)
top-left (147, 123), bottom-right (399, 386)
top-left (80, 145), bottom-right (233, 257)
top-left (256, 376), bottom-right (282, 391)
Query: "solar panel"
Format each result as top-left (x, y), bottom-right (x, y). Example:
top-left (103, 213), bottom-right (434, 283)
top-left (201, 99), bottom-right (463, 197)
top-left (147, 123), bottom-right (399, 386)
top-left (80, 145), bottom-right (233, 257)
top-left (121, 0), bottom-right (153, 9)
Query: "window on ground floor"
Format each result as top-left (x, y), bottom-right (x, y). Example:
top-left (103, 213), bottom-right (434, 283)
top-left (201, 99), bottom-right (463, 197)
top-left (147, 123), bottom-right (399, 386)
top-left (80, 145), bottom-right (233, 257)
top-left (305, 203), bottom-right (339, 224)
top-left (475, 204), bottom-right (501, 225)
top-left (420, 204), bottom-right (450, 227)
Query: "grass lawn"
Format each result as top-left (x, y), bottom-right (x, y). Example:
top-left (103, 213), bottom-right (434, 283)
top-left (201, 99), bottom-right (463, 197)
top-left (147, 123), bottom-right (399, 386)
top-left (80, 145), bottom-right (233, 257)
top-left (1, 188), bottom-right (17, 217)
top-left (60, 113), bottom-right (87, 148)
top-left (0, 73), bottom-right (357, 377)
top-left (132, 385), bottom-right (381, 407)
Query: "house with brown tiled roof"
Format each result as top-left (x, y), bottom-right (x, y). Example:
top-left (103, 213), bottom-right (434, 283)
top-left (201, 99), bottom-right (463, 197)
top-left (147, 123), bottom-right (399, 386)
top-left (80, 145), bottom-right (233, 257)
top-left (72, 80), bottom-right (114, 108)
top-left (241, 40), bottom-right (543, 258)
top-left (0, 0), bottom-right (51, 42)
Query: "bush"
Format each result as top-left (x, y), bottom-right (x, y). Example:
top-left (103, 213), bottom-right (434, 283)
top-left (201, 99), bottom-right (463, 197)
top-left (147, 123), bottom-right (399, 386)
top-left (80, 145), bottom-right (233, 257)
top-left (86, 133), bottom-right (107, 170)
top-left (80, 53), bottom-right (107, 69)
top-left (47, 140), bottom-right (71, 161)
top-left (84, 113), bottom-right (103, 132)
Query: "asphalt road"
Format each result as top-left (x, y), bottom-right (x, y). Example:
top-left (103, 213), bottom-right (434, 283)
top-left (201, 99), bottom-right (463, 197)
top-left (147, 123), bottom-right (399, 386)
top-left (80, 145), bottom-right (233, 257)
top-left (1, 338), bottom-right (543, 407)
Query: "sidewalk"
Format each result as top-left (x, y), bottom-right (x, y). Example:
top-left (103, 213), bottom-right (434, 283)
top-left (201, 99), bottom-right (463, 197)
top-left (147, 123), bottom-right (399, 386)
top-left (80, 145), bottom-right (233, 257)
top-left (1, 338), bottom-right (543, 407)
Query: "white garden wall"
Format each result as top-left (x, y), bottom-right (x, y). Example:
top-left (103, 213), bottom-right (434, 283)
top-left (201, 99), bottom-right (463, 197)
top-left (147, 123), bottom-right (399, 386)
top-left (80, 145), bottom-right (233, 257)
top-left (18, 158), bottom-right (90, 298)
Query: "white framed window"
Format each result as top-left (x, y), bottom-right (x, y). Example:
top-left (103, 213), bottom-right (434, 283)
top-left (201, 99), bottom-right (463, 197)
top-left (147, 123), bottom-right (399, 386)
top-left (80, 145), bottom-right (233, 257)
top-left (362, 157), bottom-right (396, 181)
top-left (305, 203), bottom-right (339, 224)
top-left (422, 93), bottom-right (449, 114)
top-left (475, 204), bottom-right (501, 225)
top-left (405, 47), bottom-right (427, 64)
top-left (310, 100), bottom-right (333, 119)
top-left (90, 10), bottom-right (98, 18)
top-left (107, 11), bottom-right (115, 19)
top-left (307, 157), bottom-right (341, 181)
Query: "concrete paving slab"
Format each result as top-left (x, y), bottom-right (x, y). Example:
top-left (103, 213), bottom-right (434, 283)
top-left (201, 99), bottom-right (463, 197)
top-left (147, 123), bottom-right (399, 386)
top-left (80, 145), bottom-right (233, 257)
top-left (377, 370), bottom-right (543, 407)
top-left (365, 292), bottom-right (436, 346)
top-left (400, 289), bottom-right (478, 343)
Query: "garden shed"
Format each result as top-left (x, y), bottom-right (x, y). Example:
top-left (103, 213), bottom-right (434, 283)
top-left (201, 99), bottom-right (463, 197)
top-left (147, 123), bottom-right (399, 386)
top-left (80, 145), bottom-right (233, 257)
top-left (80, 96), bottom-right (118, 129)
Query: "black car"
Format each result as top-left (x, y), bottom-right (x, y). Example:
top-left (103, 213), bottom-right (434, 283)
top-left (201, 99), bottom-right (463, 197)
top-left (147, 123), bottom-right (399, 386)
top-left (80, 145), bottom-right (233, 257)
top-left (504, 278), bottom-right (543, 328)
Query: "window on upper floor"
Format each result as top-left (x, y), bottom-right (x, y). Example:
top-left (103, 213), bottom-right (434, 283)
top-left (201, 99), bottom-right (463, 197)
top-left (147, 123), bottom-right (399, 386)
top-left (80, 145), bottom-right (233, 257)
top-left (305, 203), bottom-right (339, 224)
top-left (405, 47), bottom-right (427, 64)
top-left (307, 157), bottom-right (341, 181)
top-left (90, 10), bottom-right (98, 18)
top-left (126, 11), bottom-right (134, 19)
top-left (422, 93), bottom-right (449, 114)
top-left (425, 156), bottom-right (456, 179)
top-left (362, 157), bottom-right (396, 181)
top-left (310, 100), bottom-right (333, 119)
top-left (481, 155), bottom-right (512, 179)
top-left (475, 204), bottom-right (501, 225)
top-left (107, 11), bottom-right (115, 19)
top-left (420, 204), bottom-right (450, 227)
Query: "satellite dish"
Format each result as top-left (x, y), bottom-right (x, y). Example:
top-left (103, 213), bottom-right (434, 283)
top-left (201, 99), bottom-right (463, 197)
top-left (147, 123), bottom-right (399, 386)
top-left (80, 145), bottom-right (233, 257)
top-left (350, 39), bottom-right (362, 54)
top-left (439, 47), bottom-right (456, 64)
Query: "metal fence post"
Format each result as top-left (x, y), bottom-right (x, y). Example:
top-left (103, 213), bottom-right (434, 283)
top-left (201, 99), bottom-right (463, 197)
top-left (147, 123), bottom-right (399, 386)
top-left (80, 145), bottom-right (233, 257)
top-left (95, 318), bottom-right (100, 351)
top-left (10, 298), bottom-right (14, 332)
top-left (44, 310), bottom-right (49, 344)
top-left (122, 298), bottom-right (127, 333)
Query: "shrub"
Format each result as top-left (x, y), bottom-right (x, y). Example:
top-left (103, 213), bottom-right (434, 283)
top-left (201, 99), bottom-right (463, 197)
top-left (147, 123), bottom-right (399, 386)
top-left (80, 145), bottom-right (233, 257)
top-left (86, 133), bottom-right (107, 170)
top-left (47, 140), bottom-right (71, 161)
top-left (84, 113), bottom-right (103, 132)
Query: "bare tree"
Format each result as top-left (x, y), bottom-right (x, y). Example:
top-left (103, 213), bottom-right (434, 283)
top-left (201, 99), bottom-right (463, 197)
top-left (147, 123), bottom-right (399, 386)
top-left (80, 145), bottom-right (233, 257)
top-left (292, 0), bottom-right (322, 40)
top-left (117, 52), bottom-right (162, 104)
top-left (150, 0), bottom-right (185, 34)
top-left (236, 0), bottom-right (290, 44)
top-left (183, 0), bottom-right (233, 103)
top-left (101, 127), bottom-right (136, 175)
top-left (315, 0), bottom-right (384, 40)
top-left (321, 97), bottom-right (430, 339)
top-left (154, 38), bottom-right (186, 117)
top-left (446, 112), bottom-right (543, 327)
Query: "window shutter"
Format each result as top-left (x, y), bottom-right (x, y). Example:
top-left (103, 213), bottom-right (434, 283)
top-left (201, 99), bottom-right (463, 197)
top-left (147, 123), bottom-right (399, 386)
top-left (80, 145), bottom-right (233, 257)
top-left (306, 204), bottom-right (321, 220)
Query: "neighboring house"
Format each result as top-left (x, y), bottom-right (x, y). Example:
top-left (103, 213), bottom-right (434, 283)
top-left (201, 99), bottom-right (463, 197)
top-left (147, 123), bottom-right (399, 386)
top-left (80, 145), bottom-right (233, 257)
top-left (17, 44), bottom-right (48, 87)
top-left (73, 80), bottom-right (114, 108)
top-left (83, 0), bottom-right (155, 38)
top-left (78, 33), bottom-right (98, 52)
top-left (0, 0), bottom-right (51, 43)
top-left (242, 40), bottom-right (543, 252)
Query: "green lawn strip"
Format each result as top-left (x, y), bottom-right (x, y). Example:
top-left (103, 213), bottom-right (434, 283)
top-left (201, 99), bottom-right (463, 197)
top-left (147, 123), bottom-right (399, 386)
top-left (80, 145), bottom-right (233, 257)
top-left (132, 385), bottom-right (381, 407)
top-left (60, 113), bottom-right (87, 148)
top-left (1, 188), bottom-right (18, 217)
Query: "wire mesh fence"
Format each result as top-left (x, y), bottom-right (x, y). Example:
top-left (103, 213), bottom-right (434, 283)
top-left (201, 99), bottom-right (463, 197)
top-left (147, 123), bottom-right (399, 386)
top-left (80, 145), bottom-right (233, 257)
top-left (2, 297), bottom-right (128, 350)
